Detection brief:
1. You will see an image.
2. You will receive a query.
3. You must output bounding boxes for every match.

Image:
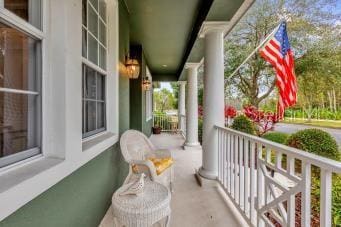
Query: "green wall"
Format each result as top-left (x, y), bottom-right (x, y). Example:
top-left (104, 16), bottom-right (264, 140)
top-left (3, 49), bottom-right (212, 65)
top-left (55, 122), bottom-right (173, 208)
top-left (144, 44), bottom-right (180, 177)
top-left (119, 0), bottom-right (131, 134)
top-left (0, 145), bottom-right (128, 227)
top-left (0, 2), bottom-right (131, 226)
top-left (129, 45), bottom-right (153, 136)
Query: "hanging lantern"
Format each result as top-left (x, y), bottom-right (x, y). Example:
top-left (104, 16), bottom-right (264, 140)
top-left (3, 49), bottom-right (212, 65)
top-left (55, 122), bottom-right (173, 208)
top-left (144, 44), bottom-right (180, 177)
top-left (125, 57), bottom-right (140, 79)
top-left (142, 78), bottom-right (151, 90)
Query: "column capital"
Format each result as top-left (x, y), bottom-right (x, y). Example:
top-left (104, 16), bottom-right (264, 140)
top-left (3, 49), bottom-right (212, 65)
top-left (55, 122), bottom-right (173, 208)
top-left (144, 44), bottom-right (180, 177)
top-left (199, 21), bottom-right (230, 38)
top-left (185, 62), bottom-right (201, 70)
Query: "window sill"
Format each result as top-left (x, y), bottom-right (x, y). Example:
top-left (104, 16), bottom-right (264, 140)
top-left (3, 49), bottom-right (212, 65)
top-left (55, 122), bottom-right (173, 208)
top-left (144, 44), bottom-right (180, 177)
top-left (82, 131), bottom-right (119, 153)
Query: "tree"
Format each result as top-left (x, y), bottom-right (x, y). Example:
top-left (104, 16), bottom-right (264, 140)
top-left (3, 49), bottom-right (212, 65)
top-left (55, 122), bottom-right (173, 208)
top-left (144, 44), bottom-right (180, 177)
top-left (153, 88), bottom-right (176, 112)
top-left (224, 0), bottom-right (340, 109)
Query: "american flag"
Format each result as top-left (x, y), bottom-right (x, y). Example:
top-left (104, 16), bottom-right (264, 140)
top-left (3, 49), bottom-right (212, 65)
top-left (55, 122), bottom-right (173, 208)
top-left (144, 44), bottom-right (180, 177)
top-left (259, 21), bottom-right (297, 118)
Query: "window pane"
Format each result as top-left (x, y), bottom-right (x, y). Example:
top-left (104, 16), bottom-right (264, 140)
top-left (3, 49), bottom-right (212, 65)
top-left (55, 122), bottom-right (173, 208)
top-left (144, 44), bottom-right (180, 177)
top-left (96, 74), bottom-right (105, 100)
top-left (88, 3), bottom-right (98, 38)
top-left (97, 102), bottom-right (105, 128)
top-left (82, 0), bottom-right (87, 27)
top-left (82, 28), bottom-right (87, 58)
top-left (99, 0), bottom-right (107, 22)
top-left (84, 67), bottom-right (96, 99)
top-left (84, 101), bottom-right (96, 133)
top-left (0, 23), bottom-right (39, 91)
top-left (99, 20), bottom-right (106, 46)
top-left (4, 0), bottom-right (42, 29)
top-left (99, 45), bottom-right (106, 70)
top-left (88, 33), bottom-right (98, 65)
top-left (0, 93), bottom-right (39, 160)
top-left (89, 0), bottom-right (98, 11)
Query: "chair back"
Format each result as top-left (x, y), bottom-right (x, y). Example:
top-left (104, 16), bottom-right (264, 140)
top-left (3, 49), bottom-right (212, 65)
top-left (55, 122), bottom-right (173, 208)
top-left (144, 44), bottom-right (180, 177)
top-left (120, 130), bottom-right (155, 162)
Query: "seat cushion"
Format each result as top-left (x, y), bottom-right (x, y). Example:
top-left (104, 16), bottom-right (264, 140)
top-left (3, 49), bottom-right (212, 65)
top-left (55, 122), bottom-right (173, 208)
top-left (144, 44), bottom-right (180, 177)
top-left (148, 157), bottom-right (173, 175)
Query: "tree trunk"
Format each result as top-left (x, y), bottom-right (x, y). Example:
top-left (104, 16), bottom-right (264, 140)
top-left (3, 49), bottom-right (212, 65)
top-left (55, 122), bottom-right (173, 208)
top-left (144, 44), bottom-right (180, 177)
top-left (327, 91), bottom-right (333, 110)
top-left (332, 88), bottom-right (336, 112)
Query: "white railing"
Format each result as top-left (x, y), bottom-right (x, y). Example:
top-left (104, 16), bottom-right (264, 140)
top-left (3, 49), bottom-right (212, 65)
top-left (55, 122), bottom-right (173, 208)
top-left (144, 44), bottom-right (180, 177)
top-left (153, 114), bottom-right (178, 132)
top-left (179, 114), bottom-right (186, 138)
top-left (216, 125), bottom-right (341, 227)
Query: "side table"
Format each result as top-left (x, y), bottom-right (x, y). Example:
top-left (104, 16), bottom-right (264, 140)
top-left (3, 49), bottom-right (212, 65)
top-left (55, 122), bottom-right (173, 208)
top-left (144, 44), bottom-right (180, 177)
top-left (112, 180), bottom-right (171, 227)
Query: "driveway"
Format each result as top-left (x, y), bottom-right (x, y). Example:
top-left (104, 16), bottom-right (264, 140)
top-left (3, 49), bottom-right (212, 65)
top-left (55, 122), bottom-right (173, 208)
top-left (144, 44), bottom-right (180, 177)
top-left (274, 123), bottom-right (341, 147)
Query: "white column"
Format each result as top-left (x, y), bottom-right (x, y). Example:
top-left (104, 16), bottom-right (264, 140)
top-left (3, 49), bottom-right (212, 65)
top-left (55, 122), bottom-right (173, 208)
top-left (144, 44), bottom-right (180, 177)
top-left (184, 63), bottom-right (200, 147)
top-left (198, 22), bottom-right (228, 180)
top-left (178, 81), bottom-right (186, 131)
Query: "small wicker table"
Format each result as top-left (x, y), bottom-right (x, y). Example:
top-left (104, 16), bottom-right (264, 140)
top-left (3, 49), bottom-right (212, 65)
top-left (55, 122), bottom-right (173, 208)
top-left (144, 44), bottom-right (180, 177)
top-left (112, 180), bottom-right (171, 227)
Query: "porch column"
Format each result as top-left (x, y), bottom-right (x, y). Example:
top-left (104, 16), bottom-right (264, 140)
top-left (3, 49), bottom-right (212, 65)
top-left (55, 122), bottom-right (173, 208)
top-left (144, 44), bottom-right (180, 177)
top-left (178, 81), bottom-right (186, 131)
top-left (184, 63), bottom-right (200, 148)
top-left (198, 22), bottom-right (228, 180)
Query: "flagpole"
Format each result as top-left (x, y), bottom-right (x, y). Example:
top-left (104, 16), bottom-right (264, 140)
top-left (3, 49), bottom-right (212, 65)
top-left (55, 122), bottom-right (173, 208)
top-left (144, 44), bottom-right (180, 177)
top-left (228, 22), bottom-right (283, 79)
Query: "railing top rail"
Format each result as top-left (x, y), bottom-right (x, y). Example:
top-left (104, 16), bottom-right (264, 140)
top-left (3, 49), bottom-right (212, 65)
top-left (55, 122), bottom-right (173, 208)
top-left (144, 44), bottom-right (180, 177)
top-left (215, 125), bottom-right (341, 173)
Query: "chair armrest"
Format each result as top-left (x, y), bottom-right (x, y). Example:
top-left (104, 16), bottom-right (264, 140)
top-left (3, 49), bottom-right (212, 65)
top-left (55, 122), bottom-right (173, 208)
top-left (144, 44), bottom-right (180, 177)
top-left (129, 159), bottom-right (158, 180)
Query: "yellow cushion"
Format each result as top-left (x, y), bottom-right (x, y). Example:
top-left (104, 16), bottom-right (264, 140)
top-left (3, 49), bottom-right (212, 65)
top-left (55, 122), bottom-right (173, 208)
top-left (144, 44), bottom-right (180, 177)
top-left (148, 157), bottom-right (173, 175)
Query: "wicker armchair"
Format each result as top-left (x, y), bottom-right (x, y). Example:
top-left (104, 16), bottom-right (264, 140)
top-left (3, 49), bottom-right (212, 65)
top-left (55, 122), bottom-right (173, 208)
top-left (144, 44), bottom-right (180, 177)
top-left (120, 130), bottom-right (174, 191)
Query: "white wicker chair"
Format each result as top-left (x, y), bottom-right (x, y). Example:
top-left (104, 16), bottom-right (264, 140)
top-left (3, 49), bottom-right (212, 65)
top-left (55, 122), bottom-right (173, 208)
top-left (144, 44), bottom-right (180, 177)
top-left (120, 130), bottom-right (174, 191)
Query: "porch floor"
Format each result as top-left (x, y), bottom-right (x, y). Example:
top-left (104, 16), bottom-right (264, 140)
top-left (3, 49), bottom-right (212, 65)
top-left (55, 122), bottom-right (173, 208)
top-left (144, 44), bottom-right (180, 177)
top-left (100, 133), bottom-right (241, 227)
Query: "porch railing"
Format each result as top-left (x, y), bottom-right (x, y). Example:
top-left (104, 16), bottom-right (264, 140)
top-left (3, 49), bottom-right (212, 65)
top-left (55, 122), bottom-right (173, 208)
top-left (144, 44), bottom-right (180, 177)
top-left (216, 125), bottom-right (341, 227)
top-left (153, 113), bottom-right (178, 132)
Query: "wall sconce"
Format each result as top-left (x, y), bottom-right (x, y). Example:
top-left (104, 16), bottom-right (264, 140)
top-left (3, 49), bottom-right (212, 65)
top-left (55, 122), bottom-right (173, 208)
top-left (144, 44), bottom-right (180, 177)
top-left (142, 77), bottom-right (151, 90)
top-left (125, 56), bottom-right (140, 79)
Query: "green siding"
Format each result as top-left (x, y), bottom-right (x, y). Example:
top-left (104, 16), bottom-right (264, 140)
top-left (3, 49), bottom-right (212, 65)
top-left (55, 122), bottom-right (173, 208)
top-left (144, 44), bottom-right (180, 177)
top-left (119, 0), bottom-right (131, 134)
top-left (129, 46), bottom-right (152, 137)
top-left (0, 145), bottom-right (128, 227)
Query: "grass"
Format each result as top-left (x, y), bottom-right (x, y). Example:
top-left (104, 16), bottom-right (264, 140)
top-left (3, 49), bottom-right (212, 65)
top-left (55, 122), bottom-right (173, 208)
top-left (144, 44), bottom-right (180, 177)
top-left (282, 118), bottom-right (341, 129)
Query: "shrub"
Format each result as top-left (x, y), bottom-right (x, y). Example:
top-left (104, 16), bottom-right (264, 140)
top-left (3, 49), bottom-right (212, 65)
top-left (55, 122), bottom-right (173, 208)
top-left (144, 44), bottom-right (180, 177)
top-left (286, 128), bottom-right (340, 161)
top-left (263, 132), bottom-right (289, 144)
top-left (231, 115), bottom-right (255, 135)
top-left (198, 118), bottom-right (203, 144)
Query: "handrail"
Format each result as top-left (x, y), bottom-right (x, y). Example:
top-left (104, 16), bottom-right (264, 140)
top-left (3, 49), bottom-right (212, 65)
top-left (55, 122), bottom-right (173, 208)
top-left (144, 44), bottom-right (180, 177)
top-left (215, 125), bottom-right (341, 173)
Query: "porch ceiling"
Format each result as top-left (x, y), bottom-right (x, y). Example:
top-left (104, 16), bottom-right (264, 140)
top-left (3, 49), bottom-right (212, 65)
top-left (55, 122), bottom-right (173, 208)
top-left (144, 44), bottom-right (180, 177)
top-left (124, 0), bottom-right (248, 81)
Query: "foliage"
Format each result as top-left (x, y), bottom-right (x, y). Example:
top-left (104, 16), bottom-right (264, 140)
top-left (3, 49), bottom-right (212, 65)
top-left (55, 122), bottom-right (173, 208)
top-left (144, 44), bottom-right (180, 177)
top-left (170, 82), bottom-right (179, 108)
top-left (153, 88), bottom-right (176, 112)
top-left (198, 105), bottom-right (203, 118)
top-left (311, 175), bottom-right (341, 226)
top-left (244, 105), bottom-right (279, 136)
top-left (225, 106), bottom-right (237, 118)
top-left (198, 118), bottom-right (203, 144)
top-left (262, 132), bottom-right (289, 144)
top-left (286, 128), bottom-right (340, 161)
top-left (224, 0), bottom-right (341, 111)
top-left (231, 115), bottom-right (255, 135)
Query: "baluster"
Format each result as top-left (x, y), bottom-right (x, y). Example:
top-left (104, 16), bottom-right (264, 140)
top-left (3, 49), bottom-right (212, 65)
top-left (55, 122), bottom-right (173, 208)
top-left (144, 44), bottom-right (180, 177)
top-left (231, 134), bottom-right (235, 197)
top-left (286, 155), bottom-right (295, 227)
top-left (223, 131), bottom-right (227, 188)
top-left (234, 135), bottom-right (239, 203)
top-left (275, 151), bottom-right (282, 169)
top-left (218, 130), bottom-right (221, 181)
top-left (257, 143), bottom-right (265, 227)
top-left (250, 141), bottom-right (256, 224)
top-left (320, 169), bottom-right (332, 227)
top-left (301, 161), bottom-right (311, 227)
top-left (265, 148), bottom-right (271, 205)
top-left (239, 137), bottom-right (244, 207)
top-left (244, 139), bottom-right (249, 216)
top-left (227, 133), bottom-right (231, 193)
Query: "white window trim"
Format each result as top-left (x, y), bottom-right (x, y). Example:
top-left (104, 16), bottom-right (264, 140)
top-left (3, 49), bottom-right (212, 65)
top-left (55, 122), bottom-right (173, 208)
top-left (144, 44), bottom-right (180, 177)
top-left (0, 0), bottom-right (119, 221)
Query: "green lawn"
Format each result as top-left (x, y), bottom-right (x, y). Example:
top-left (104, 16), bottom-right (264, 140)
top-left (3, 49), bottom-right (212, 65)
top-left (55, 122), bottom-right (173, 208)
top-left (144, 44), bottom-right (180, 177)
top-left (282, 118), bottom-right (341, 129)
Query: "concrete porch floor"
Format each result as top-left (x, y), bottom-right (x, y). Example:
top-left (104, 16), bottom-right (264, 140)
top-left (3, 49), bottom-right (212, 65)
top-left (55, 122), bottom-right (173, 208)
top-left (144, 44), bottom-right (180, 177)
top-left (100, 133), bottom-right (242, 227)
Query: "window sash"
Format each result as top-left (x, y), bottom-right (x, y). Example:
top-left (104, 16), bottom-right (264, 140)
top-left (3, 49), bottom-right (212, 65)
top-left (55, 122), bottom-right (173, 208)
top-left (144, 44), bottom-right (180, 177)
top-left (0, 3), bottom-right (43, 168)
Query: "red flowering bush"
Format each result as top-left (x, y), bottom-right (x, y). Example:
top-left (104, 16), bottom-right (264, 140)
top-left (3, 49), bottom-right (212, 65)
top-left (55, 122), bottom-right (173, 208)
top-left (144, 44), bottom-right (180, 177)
top-left (243, 105), bottom-right (279, 136)
top-left (198, 105), bottom-right (203, 117)
top-left (225, 106), bottom-right (237, 118)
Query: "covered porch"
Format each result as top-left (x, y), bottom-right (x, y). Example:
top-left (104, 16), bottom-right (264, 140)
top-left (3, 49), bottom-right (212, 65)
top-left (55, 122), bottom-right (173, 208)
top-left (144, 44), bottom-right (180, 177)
top-left (100, 133), bottom-right (243, 227)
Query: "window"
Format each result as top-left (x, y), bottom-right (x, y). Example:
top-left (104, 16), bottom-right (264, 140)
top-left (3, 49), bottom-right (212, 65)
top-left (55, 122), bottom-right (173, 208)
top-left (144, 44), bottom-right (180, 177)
top-left (82, 0), bottom-right (107, 138)
top-left (0, 2), bottom-right (42, 168)
top-left (4, 0), bottom-right (42, 29)
top-left (82, 64), bottom-right (106, 138)
top-left (145, 67), bottom-right (152, 121)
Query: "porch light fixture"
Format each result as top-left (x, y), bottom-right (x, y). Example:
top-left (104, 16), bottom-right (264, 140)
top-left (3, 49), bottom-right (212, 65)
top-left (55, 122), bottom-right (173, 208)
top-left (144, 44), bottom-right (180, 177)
top-left (142, 77), bottom-right (151, 90)
top-left (125, 56), bottom-right (140, 79)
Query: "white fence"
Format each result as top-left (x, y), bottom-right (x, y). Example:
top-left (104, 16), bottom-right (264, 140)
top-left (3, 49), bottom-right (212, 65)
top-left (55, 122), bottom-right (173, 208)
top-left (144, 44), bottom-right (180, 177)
top-left (216, 126), bottom-right (341, 227)
top-left (153, 114), bottom-right (178, 132)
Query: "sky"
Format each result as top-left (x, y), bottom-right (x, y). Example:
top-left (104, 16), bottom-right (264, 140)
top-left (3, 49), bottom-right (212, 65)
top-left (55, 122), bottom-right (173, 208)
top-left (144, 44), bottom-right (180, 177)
top-left (154, 82), bottom-right (173, 92)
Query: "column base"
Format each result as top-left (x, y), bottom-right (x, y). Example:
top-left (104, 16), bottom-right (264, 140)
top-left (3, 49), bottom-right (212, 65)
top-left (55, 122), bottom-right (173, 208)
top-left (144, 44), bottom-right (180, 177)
top-left (195, 169), bottom-right (218, 188)
top-left (198, 167), bottom-right (217, 180)
top-left (184, 142), bottom-right (201, 150)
